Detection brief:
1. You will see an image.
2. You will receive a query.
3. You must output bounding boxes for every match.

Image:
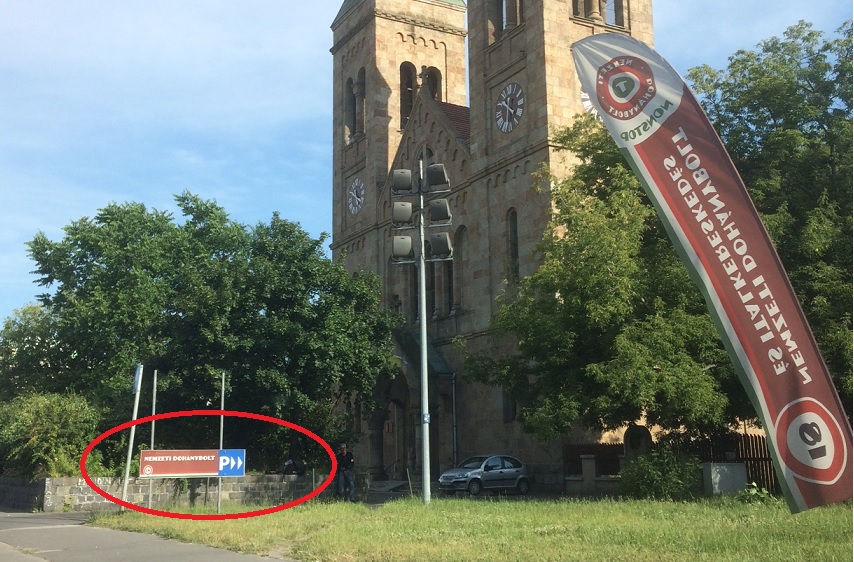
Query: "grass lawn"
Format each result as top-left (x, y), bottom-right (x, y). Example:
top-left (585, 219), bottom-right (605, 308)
top-left (91, 496), bottom-right (852, 562)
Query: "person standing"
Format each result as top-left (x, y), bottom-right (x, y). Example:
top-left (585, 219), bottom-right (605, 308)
top-left (336, 442), bottom-right (356, 502)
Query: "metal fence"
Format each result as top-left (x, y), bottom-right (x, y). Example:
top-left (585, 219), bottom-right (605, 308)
top-left (669, 433), bottom-right (780, 494)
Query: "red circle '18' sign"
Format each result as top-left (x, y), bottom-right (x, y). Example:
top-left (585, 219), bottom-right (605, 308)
top-left (80, 410), bottom-right (337, 520)
top-left (775, 398), bottom-right (848, 485)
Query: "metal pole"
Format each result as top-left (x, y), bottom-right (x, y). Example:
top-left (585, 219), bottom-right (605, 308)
top-left (121, 364), bottom-right (143, 507)
top-left (217, 371), bottom-right (225, 514)
top-left (418, 157), bottom-right (431, 505)
top-left (451, 372), bottom-right (458, 467)
top-left (147, 369), bottom-right (158, 509)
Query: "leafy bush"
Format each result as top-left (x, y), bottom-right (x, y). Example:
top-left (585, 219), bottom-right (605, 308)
top-left (619, 445), bottom-right (702, 501)
top-left (0, 392), bottom-right (100, 479)
top-left (735, 482), bottom-right (781, 505)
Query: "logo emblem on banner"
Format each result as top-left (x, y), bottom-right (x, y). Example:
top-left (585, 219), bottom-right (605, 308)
top-left (596, 57), bottom-right (656, 120)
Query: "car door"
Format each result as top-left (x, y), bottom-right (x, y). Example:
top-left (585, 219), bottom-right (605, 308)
top-left (500, 456), bottom-right (523, 488)
top-left (481, 456), bottom-right (504, 489)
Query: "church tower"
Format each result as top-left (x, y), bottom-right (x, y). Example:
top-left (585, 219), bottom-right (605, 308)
top-left (330, 0), bottom-right (467, 274)
top-left (330, 1), bottom-right (654, 485)
top-left (330, 0), bottom-right (468, 480)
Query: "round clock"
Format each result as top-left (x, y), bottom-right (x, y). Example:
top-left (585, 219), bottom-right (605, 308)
top-left (495, 82), bottom-right (525, 133)
top-left (348, 177), bottom-right (365, 215)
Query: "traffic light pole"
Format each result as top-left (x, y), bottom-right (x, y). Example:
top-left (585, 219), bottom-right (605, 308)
top-left (416, 160), bottom-right (432, 505)
top-left (390, 158), bottom-right (453, 506)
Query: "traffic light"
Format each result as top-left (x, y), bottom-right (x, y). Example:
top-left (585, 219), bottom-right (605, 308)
top-left (391, 169), bottom-right (413, 193)
top-left (428, 199), bottom-right (451, 224)
top-left (392, 236), bottom-right (414, 259)
top-left (425, 163), bottom-right (449, 189)
top-left (428, 232), bottom-right (452, 259)
top-left (389, 163), bottom-right (453, 262)
top-left (392, 201), bottom-right (414, 225)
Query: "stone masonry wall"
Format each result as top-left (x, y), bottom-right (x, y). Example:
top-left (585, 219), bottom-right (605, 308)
top-left (0, 474), bottom-right (319, 513)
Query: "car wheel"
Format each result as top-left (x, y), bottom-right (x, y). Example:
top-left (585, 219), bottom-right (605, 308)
top-left (466, 479), bottom-right (482, 496)
top-left (517, 479), bottom-right (530, 495)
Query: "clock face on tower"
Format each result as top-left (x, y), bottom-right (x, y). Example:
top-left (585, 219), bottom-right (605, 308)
top-left (347, 177), bottom-right (365, 215)
top-left (495, 82), bottom-right (525, 133)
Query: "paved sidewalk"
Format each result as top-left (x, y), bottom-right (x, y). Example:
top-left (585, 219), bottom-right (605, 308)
top-left (0, 511), bottom-right (293, 561)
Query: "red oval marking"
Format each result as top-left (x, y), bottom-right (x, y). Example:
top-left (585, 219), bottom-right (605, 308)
top-left (80, 410), bottom-right (338, 520)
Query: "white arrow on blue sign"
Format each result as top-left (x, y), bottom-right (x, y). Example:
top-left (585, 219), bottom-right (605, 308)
top-left (218, 449), bottom-right (246, 477)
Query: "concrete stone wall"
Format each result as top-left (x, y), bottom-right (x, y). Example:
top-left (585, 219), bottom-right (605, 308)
top-left (0, 474), bottom-right (321, 513)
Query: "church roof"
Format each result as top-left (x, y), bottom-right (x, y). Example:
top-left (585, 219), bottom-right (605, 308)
top-left (333, 0), bottom-right (466, 28)
top-left (387, 80), bottom-right (471, 181)
top-left (435, 100), bottom-right (470, 142)
top-left (332, 0), bottom-right (358, 28)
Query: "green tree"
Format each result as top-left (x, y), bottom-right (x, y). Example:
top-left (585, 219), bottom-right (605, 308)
top-left (466, 21), bottom-right (852, 440)
top-left (24, 201), bottom-right (176, 416)
top-left (0, 305), bottom-right (68, 399)
top-left (687, 20), bottom-right (853, 404)
top-left (466, 116), bottom-right (742, 440)
top-left (0, 392), bottom-right (100, 478)
top-left (9, 192), bottom-right (397, 470)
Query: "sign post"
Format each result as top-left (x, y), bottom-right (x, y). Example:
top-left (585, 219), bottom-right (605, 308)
top-left (121, 364), bottom-right (144, 507)
top-left (147, 369), bottom-right (158, 509)
top-left (218, 371), bottom-right (225, 513)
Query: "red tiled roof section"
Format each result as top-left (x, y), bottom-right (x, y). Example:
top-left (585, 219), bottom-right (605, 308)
top-left (435, 101), bottom-right (470, 142)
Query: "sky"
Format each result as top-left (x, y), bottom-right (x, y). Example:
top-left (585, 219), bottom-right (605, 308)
top-left (0, 0), bottom-right (850, 323)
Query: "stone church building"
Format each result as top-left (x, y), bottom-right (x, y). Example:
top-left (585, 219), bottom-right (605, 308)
top-left (329, 0), bottom-right (654, 489)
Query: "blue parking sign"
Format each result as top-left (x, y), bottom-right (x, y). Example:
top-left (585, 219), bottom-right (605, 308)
top-left (218, 449), bottom-right (246, 477)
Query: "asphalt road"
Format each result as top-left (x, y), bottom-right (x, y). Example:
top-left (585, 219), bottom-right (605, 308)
top-left (0, 510), bottom-right (291, 561)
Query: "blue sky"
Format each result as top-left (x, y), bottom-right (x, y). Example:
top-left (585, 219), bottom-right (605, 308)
top-left (0, 0), bottom-right (850, 323)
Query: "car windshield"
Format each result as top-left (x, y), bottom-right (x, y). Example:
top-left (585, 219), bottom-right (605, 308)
top-left (458, 456), bottom-right (487, 469)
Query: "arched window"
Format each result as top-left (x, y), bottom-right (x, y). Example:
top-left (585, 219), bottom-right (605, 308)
top-left (355, 67), bottom-right (366, 137)
top-left (444, 260), bottom-right (454, 316)
top-left (606, 0), bottom-right (626, 27)
top-left (387, 255), bottom-right (403, 316)
top-left (503, 0), bottom-right (523, 30)
top-left (423, 67), bottom-right (442, 102)
top-left (573, 0), bottom-right (624, 26)
top-left (487, 0), bottom-right (525, 43)
top-left (506, 209), bottom-right (519, 285)
top-left (344, 77), bottom-right (356, 143)
top-left (425, 241), bottom-right (437, 319)
top-left (450, 226), bottom-right (466, 314)
top-left (400, 62), bottom-right (417, 129)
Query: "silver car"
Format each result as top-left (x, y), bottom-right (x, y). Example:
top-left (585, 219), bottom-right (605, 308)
top-left (437, 455), bottom-right (530, 496)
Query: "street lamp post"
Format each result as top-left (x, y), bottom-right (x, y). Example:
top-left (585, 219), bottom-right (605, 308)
top-left (390, 159), bottom-right (452, 505)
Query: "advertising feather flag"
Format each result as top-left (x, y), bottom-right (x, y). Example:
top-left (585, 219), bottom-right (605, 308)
top-left (572, 33), bottom-right (851, 513)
